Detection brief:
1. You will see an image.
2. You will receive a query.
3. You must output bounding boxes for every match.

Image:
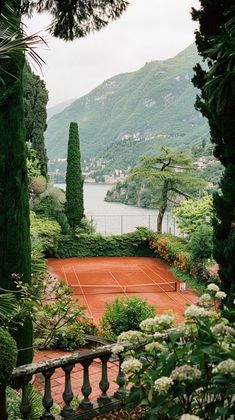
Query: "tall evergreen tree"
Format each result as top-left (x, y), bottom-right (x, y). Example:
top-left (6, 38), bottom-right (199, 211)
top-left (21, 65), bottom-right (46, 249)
top-left (0, 0), bottom-right (32, 365)
top-left (0, 0), bottom-right (128, 365)
top-left (65, 122), bottom-right (84, 231)
top-left (23, 63), bottom-right (49, 179)
top-left (192, 2), bottom-right (235, 308)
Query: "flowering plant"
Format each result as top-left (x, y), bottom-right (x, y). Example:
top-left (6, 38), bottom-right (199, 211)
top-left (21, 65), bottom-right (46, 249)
top-left (114, 284), bottom-right (235, 419)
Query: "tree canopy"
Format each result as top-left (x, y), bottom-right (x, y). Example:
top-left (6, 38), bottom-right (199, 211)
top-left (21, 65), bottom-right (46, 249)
top-left (129, 147), bottom-right (206, 232)
top-left (21, 0), bottom-right (129, 40)
top-left (192, 1), bottom-right (235, 308)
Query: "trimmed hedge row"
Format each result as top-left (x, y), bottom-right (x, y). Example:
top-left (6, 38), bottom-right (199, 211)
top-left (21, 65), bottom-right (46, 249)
top-left (56, 228), bottom-right (155, 258)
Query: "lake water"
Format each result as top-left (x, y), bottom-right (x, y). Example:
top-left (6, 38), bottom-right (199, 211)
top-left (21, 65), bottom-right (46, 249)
top-left (57, 183), bottom-right (178, 236)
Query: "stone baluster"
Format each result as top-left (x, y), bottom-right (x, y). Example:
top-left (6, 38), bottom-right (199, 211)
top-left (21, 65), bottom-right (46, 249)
top-left (80, 359), bottom-right (93, 410)
top-left (114, 356), bottom-right (126, 400)
top-left (41, 369), bottom-right (55, 420)
top-left (0, 385), bottom-right (8, 420)
top-left (20, 375), bottom-right (33, 419)
top-left (61, 364), bottom-right (75, 419)
top-left (98, 354), bottom-right (111, 405)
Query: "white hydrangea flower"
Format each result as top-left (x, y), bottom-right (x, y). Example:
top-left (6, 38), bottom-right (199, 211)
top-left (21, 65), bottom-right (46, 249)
top-left (184, 305), bottom-right (210, 318)
top-left (180, 415), bottom-right (202, 420)
top-left (117, 330), bottom-right (146, 348)
top-left (212, 359), bottom-right (235, 376)
top-left (112, 344), bottom-right (124, 354)
top-left (171, 365), bottom-right (201, 382)
top-left (153, 332), bottom-right (168, 340)
top-left (207, 283), bottom-right (220, 292)
top-left (200, 293), bottom-right (212, 302)
top-left (140, 313), bottom-right (176, 333)
top-left (121, 357), bottom-right (143, 374)
top-left (154, 376), bottom-right (173, 394)
top-left (211, 323), bottom-right (235, 337)
top-left (182, 322), bottom-right (198, 337)
top-left (140, 317), bottom-right (157, 333)
top-left (153, 313), bottom-right (176, 331)
top-left (145, 342), bottom-right (165, 353)
top-left (215, 291), bottom-right (227, 300)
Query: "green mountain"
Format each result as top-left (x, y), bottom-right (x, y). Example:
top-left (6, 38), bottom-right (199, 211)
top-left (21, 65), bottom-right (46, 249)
top-left (45, 44), bottom-right (209, 165)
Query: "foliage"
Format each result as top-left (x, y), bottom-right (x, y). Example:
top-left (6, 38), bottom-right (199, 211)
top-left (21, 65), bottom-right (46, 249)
top-left (173, 195), bottom-right (213, 236)
top-left (101, 297), bottom-right (155, 341)
top-left (114, 285), bottom-right (235, 419)
top-left (23, 62), bottom-right (49, 178)
top-left (65, 122), bottom-right (84, 231)
top-left (30, 211), bottom-right (61, 255)
top-left (22, 0), bottom-right (129, 41)
top-left (6, 385), bottom-right (59, 420)
top-left (0, 327), bottom-right (17, 385)
top-left (34, 279), bottom-right (87, 350)
top-left (188, 224), bottom-right (213, 261)
top-left (150, 235), bottom-right (191, 273)
top-left (192, 1), bottom-right (235, 308)
top-left (129, 146), bottom-right (206, 232)
top-left (56, 227), bottom-right (155, 259)
top-left (0, 2), bottom-right (32, 365)
top-left (75, 217), bottom-right (96, 235)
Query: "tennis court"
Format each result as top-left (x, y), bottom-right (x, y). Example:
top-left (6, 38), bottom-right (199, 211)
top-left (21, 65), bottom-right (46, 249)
top-left (48, 257), bottom-right (198, 322)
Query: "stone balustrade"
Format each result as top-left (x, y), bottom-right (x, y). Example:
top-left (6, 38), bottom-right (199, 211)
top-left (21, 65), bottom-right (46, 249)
top-left (0, 345), bottom-right (127, 420)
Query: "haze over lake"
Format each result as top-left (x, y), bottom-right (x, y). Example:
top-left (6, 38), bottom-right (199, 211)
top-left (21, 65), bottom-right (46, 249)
top-left (58, 183), bottom-right (178, 236)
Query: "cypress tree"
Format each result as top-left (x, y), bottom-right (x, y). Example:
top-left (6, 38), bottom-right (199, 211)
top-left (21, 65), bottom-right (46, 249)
top-left (65, 122), bottom-right (84, 231)
top-left (0, 1), bottom-right (32, 365)
top-left (23, 63), bottom-right (49, 179)
top-left (192, 2), bottom-right (235, 308)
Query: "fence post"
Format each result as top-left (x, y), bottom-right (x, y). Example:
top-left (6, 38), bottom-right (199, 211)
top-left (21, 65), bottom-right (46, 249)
top-left (90, 216), bottom-right (93, 234)
top-left (121, 216), bottom-right (123, 235)
top-left (167, 215), bottom-right (169, 233)
top-left (148, 215), bottom-right (151, 232)
top-left (173, 217), bottom-right (176, 236)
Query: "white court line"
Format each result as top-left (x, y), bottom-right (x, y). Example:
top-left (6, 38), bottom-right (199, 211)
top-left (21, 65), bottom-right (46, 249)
top-left (142, 264), bottom-right (175, 291)
top-left (62, 266), bottom-right (69, 286)
top-left (143, 264), bottom-right (196, 304)
top-left (72, 266), bottom-right (94, 319)
top-left (109, 272), bottom-right (127, 297)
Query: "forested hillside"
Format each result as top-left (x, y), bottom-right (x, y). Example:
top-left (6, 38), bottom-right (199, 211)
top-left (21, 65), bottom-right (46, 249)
top-left (46, 43), bottom-right (209, 167)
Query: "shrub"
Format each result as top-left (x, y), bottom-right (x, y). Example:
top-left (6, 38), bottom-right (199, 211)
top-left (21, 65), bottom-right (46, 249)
top-left (173, 195), bottom-right (213, 236)
top-left (30, 211), bottom-right (61, 255)
top-left (150, 234), bottom-right (191, 273)
top-left (56, 227), bottom-right (155, 258)
top-left (188, 224), bottom-right (213, 261)
top-left (34, 279), bottom-right (87, 351)
top-left (100, 296), bottom-right (155, 341)
top-left (0, 328), bottom-right (17, 385)
top-left (114, 285), bottom-right (235, 419)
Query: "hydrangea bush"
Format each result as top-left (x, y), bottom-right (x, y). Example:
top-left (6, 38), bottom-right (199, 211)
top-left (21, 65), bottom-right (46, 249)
top-left (113, 284), bottom-right (235, 419)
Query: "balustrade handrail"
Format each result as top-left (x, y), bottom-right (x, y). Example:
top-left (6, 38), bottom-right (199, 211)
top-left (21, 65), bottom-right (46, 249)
top-left (11, 344), bottom-right (114, 379)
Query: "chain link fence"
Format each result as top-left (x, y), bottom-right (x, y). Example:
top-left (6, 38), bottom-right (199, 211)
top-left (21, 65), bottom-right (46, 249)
top-left (87, 213), bottom-right (179, 236)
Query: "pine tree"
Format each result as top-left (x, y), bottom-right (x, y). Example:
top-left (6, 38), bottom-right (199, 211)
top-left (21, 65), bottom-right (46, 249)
top-left (130, 147), bottom-right (206, 232)
top-left (65, 122), bottom-right (84, 232)
top-left (192, 2), bottom-right (235, 308)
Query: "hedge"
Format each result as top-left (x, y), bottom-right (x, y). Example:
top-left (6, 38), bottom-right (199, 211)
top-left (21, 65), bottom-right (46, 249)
top-left (56, 228), bottom-right (155, 258)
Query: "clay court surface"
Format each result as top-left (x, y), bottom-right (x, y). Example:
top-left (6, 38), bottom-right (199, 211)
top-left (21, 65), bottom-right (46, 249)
top-left (48, 257), bottom-right (198, 322)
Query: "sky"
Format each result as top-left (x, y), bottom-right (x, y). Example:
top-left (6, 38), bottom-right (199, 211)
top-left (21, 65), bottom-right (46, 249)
top-left (24, 0), bottom-right (200, 107)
